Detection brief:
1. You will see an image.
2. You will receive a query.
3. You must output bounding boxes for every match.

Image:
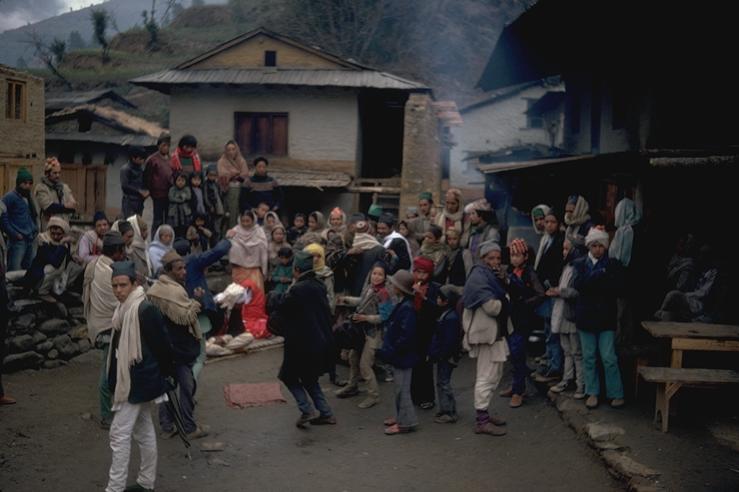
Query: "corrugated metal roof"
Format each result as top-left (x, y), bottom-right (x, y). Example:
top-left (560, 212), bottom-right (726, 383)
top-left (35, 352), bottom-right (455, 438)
top-left (46, 132), bottom-right (157, 147)
top-left (130, 69), bottom-right (429, 93)
top-left (46, 90), bottom-right (137, 110)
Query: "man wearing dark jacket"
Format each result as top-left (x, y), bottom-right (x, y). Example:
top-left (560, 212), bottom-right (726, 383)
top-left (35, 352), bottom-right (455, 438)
top-left (2, 167), bottom-right (39, 271)
top-left (268, 251), bottom-right (336, 429)
top-left (106, 261), bottom-right (173, 492)
top-left (377, 213), bottom-right (412, 273)
top-left (144, 134), bottom-right (172, 239)
top-left (148, 251), bottom-right (208, 439)
top-left (345, 220), bottom-right (386, 296)
top-left (120, 147), bottom-right (150, 218)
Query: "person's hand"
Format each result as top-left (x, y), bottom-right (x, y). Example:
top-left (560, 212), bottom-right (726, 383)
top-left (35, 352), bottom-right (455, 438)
top-left (352, 314), bottom-right (368, 323)
top-left (140, 190), bottom-right (150, 199)
top-left (15, 233), bottom-right (23, 240)
top-left (193, 287), bottom-right (205, 299)
top-left (226, 229), bottom-right (236, 239)
top-left (336, 295), bottom-right (344, 304)
top-left (545, 288), bottom-right (560, 297)
top-left (386, 249), bottom-right (397, 258)
top-left (61, 236), bottom-right (73, 245)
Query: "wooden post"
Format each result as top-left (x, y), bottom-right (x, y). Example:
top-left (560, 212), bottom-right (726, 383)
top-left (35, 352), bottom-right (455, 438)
top-left (654, 383), bottom-right (668, 432)
top-left (671, 348), bottom-right (683, 368)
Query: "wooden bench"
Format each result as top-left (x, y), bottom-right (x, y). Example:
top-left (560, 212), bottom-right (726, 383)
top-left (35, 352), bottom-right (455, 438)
top-left (639, 366), bottom-right (739, 432)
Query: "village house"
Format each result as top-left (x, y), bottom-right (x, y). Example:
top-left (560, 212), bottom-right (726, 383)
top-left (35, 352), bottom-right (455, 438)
top-left (45, 89), bottom-right (138, 115)
top-left (449, 78), bottom-right (564, 196)
top-left (45, 103), bottom-right (165, 219)
top-left (131, 27), bottom-right (447, 216)
top-left (0, 64), bottom-right (45, 195)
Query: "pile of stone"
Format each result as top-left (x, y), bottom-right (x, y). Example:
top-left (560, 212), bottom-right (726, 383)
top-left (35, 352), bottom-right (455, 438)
top-left (3, 296), bottom-right (92, 373)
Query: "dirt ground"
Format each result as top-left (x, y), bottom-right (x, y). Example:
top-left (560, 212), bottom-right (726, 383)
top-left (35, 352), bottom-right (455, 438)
top-left (0, 348), bottom-right (622, 492)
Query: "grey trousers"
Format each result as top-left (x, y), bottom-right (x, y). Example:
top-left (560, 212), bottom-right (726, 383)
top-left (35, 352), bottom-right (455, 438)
top-left (393, 367), bottom-right (418, 428)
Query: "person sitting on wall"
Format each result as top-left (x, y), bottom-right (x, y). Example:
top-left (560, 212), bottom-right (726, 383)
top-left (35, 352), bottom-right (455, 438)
top-left (77, 211), bottom-right (110, 266)
top-left (34, 157), bottom-right (77, 231)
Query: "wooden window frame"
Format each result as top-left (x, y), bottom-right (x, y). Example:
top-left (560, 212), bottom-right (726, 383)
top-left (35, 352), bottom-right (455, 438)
top-left (234, 112), bottom-right (289, 157)
top-left (264, 50), bottom-right (277, 67)
top-left (5, 79), bottom-right (27, 122)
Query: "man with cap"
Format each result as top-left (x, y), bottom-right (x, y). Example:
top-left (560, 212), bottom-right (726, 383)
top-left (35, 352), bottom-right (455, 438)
top-left (172, 236), bottom-right (232, 380)
top-left (148, 250), bottom-right (208, 439)
top-left (120, 147), bottom-right (150, 218)
top-left (2, 167), bottom-right (40, 271)
top-left (572, 228), bottom-right (626, 410)
top-left (267, 251), bottom-right (337, 429)
top-left (105, 260), bottom-right (174, 492)
top-left (367, 203), bottom-right (383, 235)
top-left (144, 133), bottom-right (172, 239)
top-left (410, 191), bottom-right (435, 243)
top-left (376, 212), bottom-right (412, 273)
top-left (83, 231), bottom-right (128, 428)
top-left (462, 240), bottom-right (509, 436)
top-left (462, 200), bottom-right (500, 264)
top-left (77, 211), bottom-right (110, 265)
top-left (33, 156), bottom-right (77, 231)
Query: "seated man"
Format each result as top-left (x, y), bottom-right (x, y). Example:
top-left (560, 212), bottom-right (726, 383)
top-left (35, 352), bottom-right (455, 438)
top-left (655, 244), bottom-right (719, 322)
top-left (78, 211), bottom-right (110, 265)
top-left (22, 216), bottom-right (83, 302)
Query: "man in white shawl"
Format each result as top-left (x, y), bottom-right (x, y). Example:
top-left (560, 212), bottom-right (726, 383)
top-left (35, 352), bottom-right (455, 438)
top-left (83, 231), bottom-right (127, 428)
top-left (105, 261), bottom-right (173, 492)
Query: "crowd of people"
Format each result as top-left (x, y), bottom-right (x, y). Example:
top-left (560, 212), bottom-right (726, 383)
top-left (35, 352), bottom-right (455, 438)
top-left (0, 134), bottom-right (730, 492)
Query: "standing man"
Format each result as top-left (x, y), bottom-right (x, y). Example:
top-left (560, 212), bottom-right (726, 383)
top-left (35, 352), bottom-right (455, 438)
top-left (2, 167), bottom-right (39, 271)
top-left (105, 260), bottom-right (173, 492)
top-left (120, 147), bottom-right (150, 218)
top-left (145, 134), bottom-right (172, 239)
top-left (267, 251), bottom-right (337, 428)
top-left (411, 192), bottom-right (435, 243)
top-left (377, 213), bottom-right (412, 273)
top-left (83, 232), bottom-right (128, 428)
top-left (34, 157), bottom-right (77, 231)
top-left (148, 251), bottom-right (208, 439)
top-left (242, 157), bottom-right (283, 212)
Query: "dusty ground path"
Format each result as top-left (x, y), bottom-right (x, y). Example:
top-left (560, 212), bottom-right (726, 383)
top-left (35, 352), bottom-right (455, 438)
top-left (1, 348), bottom-right (621, 491)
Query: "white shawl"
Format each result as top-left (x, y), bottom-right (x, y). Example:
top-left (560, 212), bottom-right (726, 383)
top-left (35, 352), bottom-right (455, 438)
top-left (107, 286), bottom-right (147, 405)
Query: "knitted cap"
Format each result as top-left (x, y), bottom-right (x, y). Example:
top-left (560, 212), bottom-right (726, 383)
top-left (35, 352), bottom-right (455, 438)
top-left (585, 228), bottom-right (610, 248)
top-left (413, 256), bottom-right (434, 274)
top-left (367, 203), bottom-right (383, 219)
top-left (111, 260), bottom-right (137, 280)
top-left (509, 238), bottom-right (528, 256)
top-left (16, 167), bottom-right (33, 185)
top-left (161, 250), bottom-right (183, 267)
top-left (479, 240), bottom-right (501, 259)
top-left (418, 191), bottom-right (433, 202)
top-left (102, 231), bottom-right (125, 248)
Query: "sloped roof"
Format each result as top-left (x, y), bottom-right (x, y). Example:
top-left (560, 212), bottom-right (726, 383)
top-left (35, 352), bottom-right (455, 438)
top-left (46, 104), bottom-right (166, 138)
top-left (46, 90), bottom-right (137, 111)
top-left (46, 132), bottom-right (157, 147)
top-left (525, 91), bottom-right (565, 116)
top-left (460, 80), bottom-right (543, 114)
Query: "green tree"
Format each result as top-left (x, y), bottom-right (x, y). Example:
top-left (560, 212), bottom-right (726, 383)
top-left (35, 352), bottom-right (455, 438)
top-left (90, 8), bottom-right (111, 63)
top-left (49, 38), bottom-right (66, 65)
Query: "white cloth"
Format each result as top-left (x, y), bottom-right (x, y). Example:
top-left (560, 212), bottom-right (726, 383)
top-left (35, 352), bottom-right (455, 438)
top-left (609, 198), bottom-right (640, 267)
top-left (83, 256), bottom-right (119, 343)
top-left (106, 401), bottom-right (157, 492)
top-left (382, 230), bottom-right (413, 261)
top-left (108, 286), bottom-right (147, 405)
top-left (585, 228), bottom-right (609, 248)
top-left (472, 344), bottom-right (507, 411)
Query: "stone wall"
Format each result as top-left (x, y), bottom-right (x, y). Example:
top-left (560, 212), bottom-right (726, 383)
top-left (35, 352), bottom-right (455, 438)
top-left (399, 93), bottom-right (442, 213)
top-left (3, 295), bottom-right (92, 373)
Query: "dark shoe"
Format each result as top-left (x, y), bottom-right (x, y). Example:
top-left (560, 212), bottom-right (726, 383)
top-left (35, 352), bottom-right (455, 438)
top-left (124, 484), bottom-right (154, 492)
top-left (296, 413), bottom-right (314, 429)
top-left (384, 423), bottom-right (415, 435)
top-left (419, 401), bottom-right (435, 410)
top-left (534, 372), bottom-right (560, 383)
top-left (489, 415), bottom-right (507, 426)
top-left (434, 414), bottom-right (458, 424)
top-left (498, 387), bottom-right (513, 398)
top-left (475, 422), bottom-right (507, 436)
top-left (99, 418), bottom-right (112, 430)
top-left (585, 395), bottom-right (599, 409)
top-left (334, 385), bottom-right (359, 398)
top-left (309, 415), bottom-right (337, 426)
top-left (0, 396), bottom-right (17, 406)
top-left (509, 394), bottom-right (523, 408)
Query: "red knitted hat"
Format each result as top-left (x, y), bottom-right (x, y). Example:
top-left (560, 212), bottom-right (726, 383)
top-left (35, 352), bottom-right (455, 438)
top-left (509, 238), bottom-right (528, 256)
top-left (413, 256), bottom-right (434, 274)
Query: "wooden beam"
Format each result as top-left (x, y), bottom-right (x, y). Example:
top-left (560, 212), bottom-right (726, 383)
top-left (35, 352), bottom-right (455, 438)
top-left (347, 186), bottom-right (401, 194)
top-left (672, 337), bottom-right (739, 352)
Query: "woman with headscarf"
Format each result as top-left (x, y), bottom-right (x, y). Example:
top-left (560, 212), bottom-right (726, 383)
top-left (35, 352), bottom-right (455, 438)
top-left (419, 224), bottom-right (449, 282)
top-left (148, 225), bottom-right (174, 277)
top-left (262, 211), bottom-right (283, 239)
top-left (294, 211), bottom-right (328, 251)
top-left (217, 140), bottom-right (250, 229)
top-left (125, 215), bottom-right (150, 281)
top-left (268, 224), bottom-right (289, 267)
top-left (227, 209), bottom-right (269, 291)
top-left (564, 195), bottom-right (593, 252)
top-left (609, 197), bottom-right (642, 344)
top-left (435, 188), bottom-right (464, 241)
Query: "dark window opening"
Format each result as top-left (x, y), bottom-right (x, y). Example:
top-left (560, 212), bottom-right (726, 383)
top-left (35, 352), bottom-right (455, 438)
top-left (234, 112), bottom-right (288, 156)
top-left (611, 86), bottom-right (628, 130)
top-left (82, 152), bottom-right (93, 165)
top-left (526, 99), bottom-right (544, 128)
top-left (569, 94), bottom-right (581, 134)
top-left (264, 50), bottom-right (277, 67)
top-left (78, 114), bottom-right (92, 132)
top-left (5, 80), bottom-right (26, 120)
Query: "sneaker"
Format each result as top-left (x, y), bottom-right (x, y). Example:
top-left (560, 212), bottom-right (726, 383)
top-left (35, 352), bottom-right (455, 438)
top-left (187, 425), bottom-right (210, 439)
top-left (309, 415), bottom-right (337, 426)
top-left (296, 413), bottom-right (314, 429)
top-left (573, 391), bottom-right (586, 400)
top-left (434, 414), bottom-right (458, 424)
top-left (474, 422), bottom-right (506, 436)
top-left (509, 394), bottom-right (523, 408)
top-left (357, 398), bottom-right (379, 409)
top-left (610, 398), bottom-right (625, 409)
top-left (334, 385), bottom-right (359, 398)
top-left (549, 381), bottom-right (569, 393)
top-left (419, 401), bottom-right (435, 410)
top-left (585, 395), bottom-right (599, 409)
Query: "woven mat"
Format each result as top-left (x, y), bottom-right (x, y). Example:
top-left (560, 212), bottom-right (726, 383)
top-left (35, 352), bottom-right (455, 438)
top-left (224, 382), bottom-right (286, 409)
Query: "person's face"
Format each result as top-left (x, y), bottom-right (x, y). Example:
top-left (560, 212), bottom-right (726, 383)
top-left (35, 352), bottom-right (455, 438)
top-left (370, 266), bottom-right (386, 286)
top-left (160, 230), bottom-right (173, 245)
top-left (308, 215), bottom-right (318, 230)
top-left (122, 230), bottom-right (134, 247)
top-left (445, 193), bottom-right (459, 213)
top-left (257, 203), bottom-right (269, 219)
top-left (266, 215), bottom-right (276, 226)
top-left (240, 213), bottom-right (254, 228)
top-left (95, 219), bottom-right (109, 236)
top-left (48, 169), bottom-right (61, 183)
top-left (544, 215), bottom-right (559, 235)
top-left (589, 242), bottom-right (606, 259)
top-left (534, 215), bottom-right (546, 232)
top-left (376, 222), bottom-right (391, 237)
top-left (207, 171), bottom-right (217, 181)
top-left (111, 247), bottom-right (126, 262)
top-left (273, 228), bottom-right (285, 243)
top-left (413, 269), bottom-right (430, 284)
top-left (48, 225), bottom-right (64, 243)
top-left (329, 214), bottom-right (342, 227)
top-left (132, 156), bottom-right (145, 166)
top-left (226, 143), bottom-right (238, 159)
top-left (195, 217), bottom-right (205, 227)
top-left (255, 162), bottom-right (267, 176)
top-left (279, 256), bottom-right (291, 266)
top-left (562, 239), bottom-right (573, 259)
top-left (294, 216), bottom-right (305, 228)
top-left (484, 249), bottom-right (502, 270)
top-left (510, 251), bottom-right (526, 267)
top-left (182, 144), bottom-right (195, 154)
top-left (170, 260), bottom-right (187, 283)
top-left (447, 234), bottom-right (460, 249)
top-left (111, 275), bottom-right (135, 303)
top-left (191, 176), bottom-right (202, 188)
top-left (470, 210), bottom-right (481, 225)
top-left (19, 180), bottom-right (33, 192)
top-left (176, 176), bottom-right (186, 188)
top-left (565, 203), bottom-right (575, 214)
top-left (159, 142), bottom-right (170, 155)
top-left (398, 223), bottom-right (409, 237)
top-left (424, 232), bottom-right (436, 245)
top-left (311, 252), bottom-right (321, 266)
top-left (419, 199), bottom-right (431, 216)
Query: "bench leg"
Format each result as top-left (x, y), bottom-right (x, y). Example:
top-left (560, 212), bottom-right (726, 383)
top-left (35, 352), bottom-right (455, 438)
top-left (654, 383), bottom-right (669, 432)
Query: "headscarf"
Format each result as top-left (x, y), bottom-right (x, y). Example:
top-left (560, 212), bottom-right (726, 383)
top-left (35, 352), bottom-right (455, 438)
top-left (419, 237), bottom-right (448, 267)
top-left (262, 211), bottom-right (283, 238)
top-left (463, 264), bottom-right (509, 312)
top-left (609, 198), bottom-right (640, 267)
top-left (148, 225), bottom-right (174, 276)
top-left (351, 231), bottom-right (381, 252)
top-left (585, 227), bottom-right (610, 248)
top-left (171, 144), bottom-right (202, 174)
top-left (217, 144), bottom-right (249, 191)
top-left (47, 216), bottom-right (70, 234)
top-left (308, 211), bottom-right (327, 234)
top-left (269, 225), bottom-right (288, 262)
top-left (413, 256), bottom-right (434, 274)
top-left (564, 195), bottom-right (590, 226)
top-left (435, 188), bottom-right (464, 237)
top-left (303, 243), bottom-right (326, 270)
top-left (229, 211), bottom-right (269, 275)
top-left (531, 204), bottom-right (552, 234)
top-left (126, 215), bottom-right (150, 277)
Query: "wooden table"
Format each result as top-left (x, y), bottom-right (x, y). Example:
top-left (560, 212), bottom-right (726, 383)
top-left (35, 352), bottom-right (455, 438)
top-left (641, 321), bottom-right (739, 368)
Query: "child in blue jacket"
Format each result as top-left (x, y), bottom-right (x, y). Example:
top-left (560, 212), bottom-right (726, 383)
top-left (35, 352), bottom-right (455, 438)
top-left (428, 285), bottom-right (462, 423)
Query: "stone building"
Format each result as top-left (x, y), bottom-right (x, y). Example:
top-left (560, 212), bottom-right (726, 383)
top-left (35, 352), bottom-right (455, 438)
top-left (132, 27), bottom-right (445, 218)
top-left (0, 64), bottom-right (45, 194)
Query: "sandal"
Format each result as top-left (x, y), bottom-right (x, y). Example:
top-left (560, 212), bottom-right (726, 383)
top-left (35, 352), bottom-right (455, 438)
top-left (383, 417), bottom-right (397, 426)
top-left (384, 423), bottom-right (414, 435)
